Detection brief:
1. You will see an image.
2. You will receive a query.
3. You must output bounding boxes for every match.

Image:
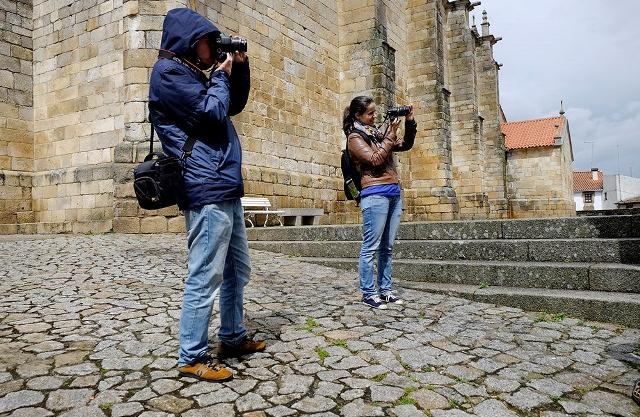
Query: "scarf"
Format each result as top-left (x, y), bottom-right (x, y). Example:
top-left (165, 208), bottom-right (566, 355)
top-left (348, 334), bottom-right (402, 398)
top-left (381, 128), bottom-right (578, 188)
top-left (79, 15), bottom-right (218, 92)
top-left (353, 120), bottom-right (383, 142)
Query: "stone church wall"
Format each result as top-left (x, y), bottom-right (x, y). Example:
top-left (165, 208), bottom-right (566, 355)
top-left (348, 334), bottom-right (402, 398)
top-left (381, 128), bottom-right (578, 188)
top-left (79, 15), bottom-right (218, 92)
top-left (25, 0), bottom-right (127, 233)
top-left (1, 0), bottom-right (525, 234)
top-left (0, 0), bottom-right (33, 230)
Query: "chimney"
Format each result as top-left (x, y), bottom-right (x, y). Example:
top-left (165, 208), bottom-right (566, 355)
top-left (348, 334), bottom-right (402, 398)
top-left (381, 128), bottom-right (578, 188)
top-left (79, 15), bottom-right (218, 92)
top-left (591, 168), bottom-right (598, 181)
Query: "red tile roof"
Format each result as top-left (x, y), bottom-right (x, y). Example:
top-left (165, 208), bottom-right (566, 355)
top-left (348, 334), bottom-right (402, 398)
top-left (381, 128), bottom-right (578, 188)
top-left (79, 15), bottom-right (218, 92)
top-left (573, 171), bottom-right (603, 192)
top-left (501, 116), bottom-right (565, 150)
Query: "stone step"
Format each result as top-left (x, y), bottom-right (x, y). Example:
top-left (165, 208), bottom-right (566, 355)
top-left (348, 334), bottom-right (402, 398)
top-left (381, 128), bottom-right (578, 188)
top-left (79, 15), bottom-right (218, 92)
top-left (249, 238), bottom-right (640, 264)
top-left (290, 257), bottom-right (640, 293)
top-left (246, 215), bottom-right (640, 241)
top-left (397, 281), bottom-right (640, 328)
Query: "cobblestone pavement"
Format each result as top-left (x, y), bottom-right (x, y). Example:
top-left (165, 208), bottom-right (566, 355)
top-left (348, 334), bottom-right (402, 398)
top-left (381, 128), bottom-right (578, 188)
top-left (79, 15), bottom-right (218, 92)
top-left (0, 234), bottom-right (639, 417)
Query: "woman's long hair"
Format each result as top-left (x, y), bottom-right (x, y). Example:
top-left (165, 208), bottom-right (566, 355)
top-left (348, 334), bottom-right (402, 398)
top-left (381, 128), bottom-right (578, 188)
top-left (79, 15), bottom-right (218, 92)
top-left (343, 96), bottom-right (374, 136)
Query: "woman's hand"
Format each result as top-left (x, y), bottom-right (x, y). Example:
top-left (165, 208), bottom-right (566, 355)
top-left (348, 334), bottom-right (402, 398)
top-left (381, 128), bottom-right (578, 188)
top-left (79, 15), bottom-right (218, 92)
top-left (389, 117), bottom-right (403, 146)
top-left (406, 105), bottom-right (414, 121)
top-left (390, 117), bottom-right (401, 132)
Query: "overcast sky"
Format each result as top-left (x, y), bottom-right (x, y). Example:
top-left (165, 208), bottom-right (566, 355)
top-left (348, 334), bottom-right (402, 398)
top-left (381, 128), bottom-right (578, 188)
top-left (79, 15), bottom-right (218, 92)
top-left (473, 0), bottom-right (640, 177)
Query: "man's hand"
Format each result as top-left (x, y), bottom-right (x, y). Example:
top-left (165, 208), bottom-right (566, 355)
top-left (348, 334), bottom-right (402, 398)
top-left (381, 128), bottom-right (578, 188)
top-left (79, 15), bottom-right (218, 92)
top-left (216, 53), bottom-right (233, 76)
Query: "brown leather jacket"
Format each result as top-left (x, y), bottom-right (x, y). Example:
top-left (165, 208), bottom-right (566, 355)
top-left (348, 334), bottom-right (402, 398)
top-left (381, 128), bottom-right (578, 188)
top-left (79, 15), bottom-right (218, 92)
top-left (347, 119), bottom-right (417, 188)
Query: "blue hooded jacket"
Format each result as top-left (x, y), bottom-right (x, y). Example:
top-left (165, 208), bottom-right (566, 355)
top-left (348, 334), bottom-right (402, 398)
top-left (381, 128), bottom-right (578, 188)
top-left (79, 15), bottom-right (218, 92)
top-left (148, 8), bottom-right (250, 208)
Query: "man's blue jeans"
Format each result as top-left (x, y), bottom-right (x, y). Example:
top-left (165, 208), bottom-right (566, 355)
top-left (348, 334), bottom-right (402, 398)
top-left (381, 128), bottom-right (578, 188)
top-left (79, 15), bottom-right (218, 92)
top-left (358, 194), bottom-right (403, 298)
top-left (178, 199), bottom-right (251, 366)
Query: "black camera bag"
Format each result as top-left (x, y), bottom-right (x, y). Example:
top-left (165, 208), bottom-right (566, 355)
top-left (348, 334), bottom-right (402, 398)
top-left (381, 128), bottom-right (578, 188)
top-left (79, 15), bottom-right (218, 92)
top-left (341, 130), bottom-right (371, 203)
top-left (133, 125), bottom-right (196, 210)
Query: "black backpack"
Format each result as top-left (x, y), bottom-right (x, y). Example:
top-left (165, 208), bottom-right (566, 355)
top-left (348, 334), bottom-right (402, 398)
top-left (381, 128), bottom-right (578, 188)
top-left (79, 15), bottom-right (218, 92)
top-left (340, 130), bottom-right (370, 203)
top-left (133, 125), bottom-right (195, 210)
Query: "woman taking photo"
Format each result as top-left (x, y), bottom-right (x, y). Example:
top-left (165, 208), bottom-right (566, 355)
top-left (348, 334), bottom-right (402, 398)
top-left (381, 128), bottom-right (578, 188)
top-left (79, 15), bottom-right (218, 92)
top-left (343, 96), bottom-right (417, 309)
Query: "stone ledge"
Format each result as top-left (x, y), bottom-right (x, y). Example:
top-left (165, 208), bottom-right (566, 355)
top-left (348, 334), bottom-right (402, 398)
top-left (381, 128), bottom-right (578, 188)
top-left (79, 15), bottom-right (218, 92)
top-left (246, 215), bottom-right (640, 241)
top-left (400, 281), bottom-right (640, 328)
top-left (0, 221), bottom-right (111, 235)
top-left (249, 238), bottom-right (640, 265)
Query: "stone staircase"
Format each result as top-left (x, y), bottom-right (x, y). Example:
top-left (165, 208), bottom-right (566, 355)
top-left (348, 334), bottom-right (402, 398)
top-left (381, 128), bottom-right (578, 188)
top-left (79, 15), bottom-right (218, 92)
top-left (247, 215), bottom-right (640, 327)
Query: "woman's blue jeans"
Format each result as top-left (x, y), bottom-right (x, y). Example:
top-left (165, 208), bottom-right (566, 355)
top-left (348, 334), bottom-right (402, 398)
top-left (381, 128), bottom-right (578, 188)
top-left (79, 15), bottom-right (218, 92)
top-left (178, 199), bottom-right (251, 365)
top-left (358, 194), bottom-right (403, 298)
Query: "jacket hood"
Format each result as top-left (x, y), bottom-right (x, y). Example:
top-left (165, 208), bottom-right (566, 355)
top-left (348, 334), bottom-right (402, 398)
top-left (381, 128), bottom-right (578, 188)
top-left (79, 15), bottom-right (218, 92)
top-left (160, 8), bottom-right (220, 56)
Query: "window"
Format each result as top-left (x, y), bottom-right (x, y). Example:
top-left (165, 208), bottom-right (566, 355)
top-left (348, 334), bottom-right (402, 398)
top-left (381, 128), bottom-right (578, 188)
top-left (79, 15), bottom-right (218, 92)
top-left (604, 192), bottom-right (607, 201)
top-left (583, 192), bottom-right (593, 203)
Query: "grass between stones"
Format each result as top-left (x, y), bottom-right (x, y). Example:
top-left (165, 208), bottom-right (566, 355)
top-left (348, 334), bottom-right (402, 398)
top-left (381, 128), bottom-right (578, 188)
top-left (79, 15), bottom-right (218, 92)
top-left (299, 317), bottom-right (318, 331)
top-left (371, 372), bottom-right (388, 382)
top-left (314, 346), bottom-right (329, 361)
top-left (61, 377), bottom-right (73, 388)
top-left (448, 398), bottom-right (462, 409)
top-left (332, 339), bottom-right (348, 348)
top-left (395, 387), bottom-right (417, 406)
top-left (99, 402), bottom-right (114, 411)
top-left (534, 311), bottom-right (567, 322)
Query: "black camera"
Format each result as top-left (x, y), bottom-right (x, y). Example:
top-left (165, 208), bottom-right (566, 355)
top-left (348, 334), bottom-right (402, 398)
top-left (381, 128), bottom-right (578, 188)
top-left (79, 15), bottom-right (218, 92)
top-left (211, 34), bottom-right (247, 63)
top-left (387, 105), bottom-right (412, 118)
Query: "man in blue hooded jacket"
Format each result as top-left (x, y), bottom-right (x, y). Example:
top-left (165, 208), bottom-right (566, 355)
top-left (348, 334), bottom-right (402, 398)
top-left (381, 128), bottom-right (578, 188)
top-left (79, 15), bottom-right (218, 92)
top-left (149, 8), bottom-right (265, 382)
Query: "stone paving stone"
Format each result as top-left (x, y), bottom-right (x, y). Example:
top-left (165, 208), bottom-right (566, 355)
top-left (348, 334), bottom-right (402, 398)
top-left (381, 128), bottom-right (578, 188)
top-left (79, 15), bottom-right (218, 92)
top-left (391, 404), bottom-right (430, 417)
top-left (339, 399), bottom-right (384, 417)
top-left (45, 388), bottom-right (93, 411)
top-left (265, 405), bottom-right (296, 417)
top-left (369, 384), bottom-right (405, 402)
top-left (0, 235), bottom-right (639, 416)
top-left (8, 407), bottom-right (54, 417)
top-left (111, 401), bottom-right (144, 417)
top-left (290, 395), bottom-right (336, 413)
top-left (410, 388), bottom-right (449, 409)
top-left (472, 398), bottom-right (519, 417)
top-left (581, 390), bottom-right (639, 417)
top-left (431, 410), bottom-right (474, 417)
top-left (340, 388), bottom-right (363, 401)
top-left (0, 390), bottom-right (44, 414)
top-left (501, 387), bottom-right (552, 411)
top-left (56, 405), bottom-right (107, 417)
top-left (483, 376), bottom-right (521, 393)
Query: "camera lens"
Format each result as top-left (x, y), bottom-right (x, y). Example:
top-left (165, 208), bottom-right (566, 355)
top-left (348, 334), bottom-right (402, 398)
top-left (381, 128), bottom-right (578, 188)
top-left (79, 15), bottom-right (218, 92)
top-left (387, 105), bottom-right (412, 117)
top-left (216, 35), bottom-right (247, 52)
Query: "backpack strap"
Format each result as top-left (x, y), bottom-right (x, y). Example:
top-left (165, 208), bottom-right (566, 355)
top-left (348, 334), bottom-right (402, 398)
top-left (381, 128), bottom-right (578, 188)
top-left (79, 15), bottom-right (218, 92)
top-left (346, 128), bottom-right (371, 156)
top-left (348, 128), bottom-right (372, 145)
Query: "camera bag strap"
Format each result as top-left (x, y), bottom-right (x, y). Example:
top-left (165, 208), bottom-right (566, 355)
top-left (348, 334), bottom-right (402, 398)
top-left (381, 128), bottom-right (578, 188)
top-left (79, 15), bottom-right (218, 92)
top-left (158, 49), bottom-right (207, 82)
top-left (148, 123), bottom-right (197, 162)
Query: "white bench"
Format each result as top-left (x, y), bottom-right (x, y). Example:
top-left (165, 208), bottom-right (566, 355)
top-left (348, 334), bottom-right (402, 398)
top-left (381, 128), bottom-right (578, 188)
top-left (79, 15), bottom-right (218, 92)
top-left (241, 197), bottom-right (284, 227)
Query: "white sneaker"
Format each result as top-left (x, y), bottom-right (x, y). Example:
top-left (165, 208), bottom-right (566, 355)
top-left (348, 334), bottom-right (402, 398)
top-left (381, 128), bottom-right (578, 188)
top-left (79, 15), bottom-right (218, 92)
top-left (381, 291), bottom-right (404, 305)
top-left (362, 295), bottom-right (388, 309)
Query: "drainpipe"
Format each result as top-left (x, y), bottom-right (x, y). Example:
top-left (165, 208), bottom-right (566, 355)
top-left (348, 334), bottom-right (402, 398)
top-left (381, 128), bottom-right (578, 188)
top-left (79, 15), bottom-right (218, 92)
top-left (503, 137), bottom-right (511, 219)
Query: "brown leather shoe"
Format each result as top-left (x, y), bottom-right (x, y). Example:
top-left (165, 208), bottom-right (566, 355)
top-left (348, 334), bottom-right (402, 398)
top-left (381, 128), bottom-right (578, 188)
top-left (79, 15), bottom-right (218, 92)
top-left (218, 338), bottom-right (266, 358)
top-left (177, 356), bottom-right (233, 382)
